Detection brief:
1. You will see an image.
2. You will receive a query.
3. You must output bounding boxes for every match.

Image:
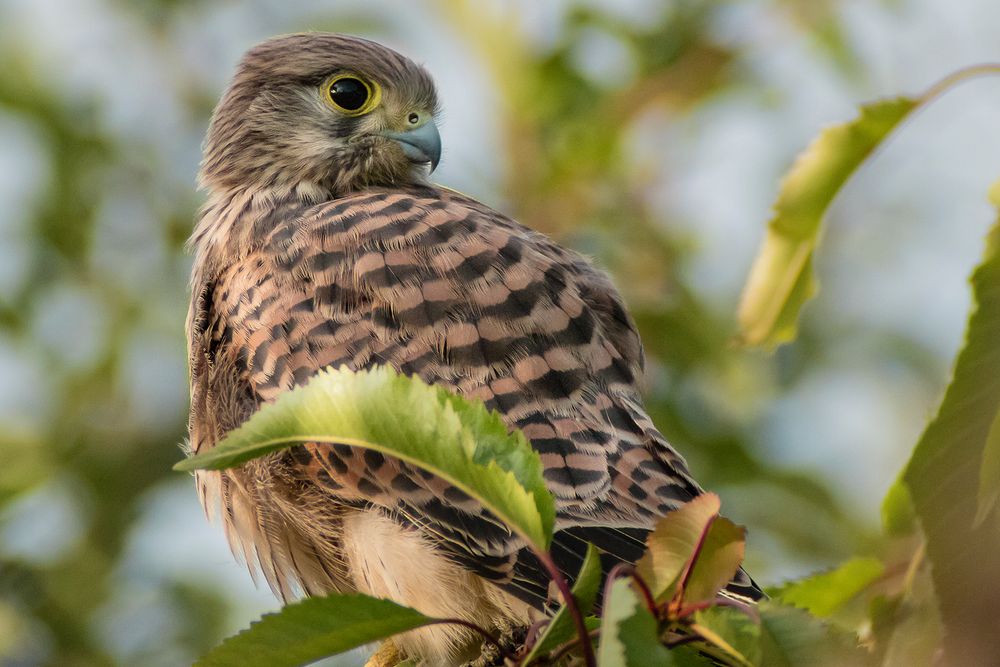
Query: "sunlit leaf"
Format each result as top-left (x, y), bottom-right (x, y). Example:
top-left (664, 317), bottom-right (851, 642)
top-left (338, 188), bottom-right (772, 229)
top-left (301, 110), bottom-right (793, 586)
top-left (737, 97), bottom-right (916, 347)
top-left (738, 65), bottom-right (1000, 349)
top-left (176, 366), bottom-right (556, 550)
top-left (636, 494), bottom-right (721, 600)
top-left (194, 594), bottom-right (433, 667)
top-left (901, 206), bottom-right (1000, 663)
top-left (683, 515), bottom-right (746, 606)
top-left (523, 543), bottom-right (601, 664)
top-left (635, 493), bottom-right (745, 605)
top-left (598, 577), bottom-right (672, 667)
top-left (770, 557), bottom-right (884, 618)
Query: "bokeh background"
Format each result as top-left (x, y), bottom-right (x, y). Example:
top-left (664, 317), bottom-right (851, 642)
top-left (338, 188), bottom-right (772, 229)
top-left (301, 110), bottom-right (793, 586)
top-left (1, 0), bottom-right (999, 665)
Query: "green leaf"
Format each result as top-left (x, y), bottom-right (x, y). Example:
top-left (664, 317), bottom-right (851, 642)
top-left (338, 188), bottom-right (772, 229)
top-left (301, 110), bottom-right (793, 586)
top-left (176, 366), bottom-right (556, 550)
top-left (691, 606), bottom-right (759, 666)
top-left (974, 407), bottom-right (1000, 526)
top-left (194, 593), bottom-right (433, 667)
top-left (737, 96), bottom-right (916, 347)
top-left (974, 182), bottom-right (1000, 526)
top-left (523, 543), bottom-right (602, 664)
top-left (972, 182), bottom-right (1000, 529)
top-left (738, 66), bottom-right (1000, 349)
top-left (682, 515), bottom-right (746, 605)
top-left (880, 474), bottom-right (917, 538)
top-left (664, 646), bottom-right (717, 667)
top-left (770, 557), bottom-right (884, 618)
top-left (636, 493), bottom-right (721, 600)
top-left (692, 600), bottom-right (865, 667)
top-left (901, 206), bottom-right (1000, 662)
top-left (758, 601), bottom-right (867, 667)
top-left (866, 594), bottom-right (901, 661)
top-left (598, 577), bottom-right (672, 667)
top-left (635, 493), bottom-right (745, 604)
top-left (877, 567), bottom-right (942, 667)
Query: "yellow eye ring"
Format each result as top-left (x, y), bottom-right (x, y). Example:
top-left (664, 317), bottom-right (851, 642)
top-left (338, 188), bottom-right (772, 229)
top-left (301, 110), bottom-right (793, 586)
top-left (322, 74), bottom-right (381, 116)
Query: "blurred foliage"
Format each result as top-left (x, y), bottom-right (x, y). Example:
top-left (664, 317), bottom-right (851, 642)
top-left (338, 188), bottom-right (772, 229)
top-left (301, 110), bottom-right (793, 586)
top-left (0, 0), bottom-right (994, 665)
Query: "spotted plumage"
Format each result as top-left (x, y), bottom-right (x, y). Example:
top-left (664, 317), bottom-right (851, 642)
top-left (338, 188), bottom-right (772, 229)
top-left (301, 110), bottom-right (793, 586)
top-left (186, 32), bottom-right (760, 666)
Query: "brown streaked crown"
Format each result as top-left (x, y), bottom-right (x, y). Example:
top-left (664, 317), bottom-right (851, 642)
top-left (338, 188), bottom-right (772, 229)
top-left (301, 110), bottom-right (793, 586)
top-left (199, 33), bottom-right (439, 196)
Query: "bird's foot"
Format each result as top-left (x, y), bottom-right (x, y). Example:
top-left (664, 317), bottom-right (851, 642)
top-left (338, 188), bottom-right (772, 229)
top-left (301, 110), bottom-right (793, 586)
top-left (464, 624), bottom-right (527, 667)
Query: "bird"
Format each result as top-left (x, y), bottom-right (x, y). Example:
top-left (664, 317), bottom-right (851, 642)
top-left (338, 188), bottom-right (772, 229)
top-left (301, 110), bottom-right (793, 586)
top-left (185, 32), bottom-right (761, 666)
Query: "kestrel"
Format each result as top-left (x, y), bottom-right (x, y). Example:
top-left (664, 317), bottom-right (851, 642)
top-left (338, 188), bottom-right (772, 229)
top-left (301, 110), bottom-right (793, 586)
top-left (186, 33), bottom-right (760, 665)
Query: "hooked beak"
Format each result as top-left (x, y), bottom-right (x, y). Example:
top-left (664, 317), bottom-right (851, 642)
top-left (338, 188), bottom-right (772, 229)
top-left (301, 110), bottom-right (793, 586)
top-left (382, 121), bottom-right (441, 173)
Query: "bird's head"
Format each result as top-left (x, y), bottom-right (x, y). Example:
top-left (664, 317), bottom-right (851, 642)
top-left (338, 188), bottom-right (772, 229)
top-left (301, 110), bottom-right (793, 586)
top-left (199, 33), bottom-right (441, 197)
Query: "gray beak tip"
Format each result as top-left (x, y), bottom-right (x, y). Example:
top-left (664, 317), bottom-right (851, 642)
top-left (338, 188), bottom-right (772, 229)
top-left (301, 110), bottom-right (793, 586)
top-left (383, 122), bottom-right (442, 174)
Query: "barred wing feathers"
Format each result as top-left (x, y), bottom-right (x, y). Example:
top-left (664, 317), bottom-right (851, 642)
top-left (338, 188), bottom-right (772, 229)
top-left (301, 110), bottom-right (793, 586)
top-left (188, 185), bottom-right (760, 607)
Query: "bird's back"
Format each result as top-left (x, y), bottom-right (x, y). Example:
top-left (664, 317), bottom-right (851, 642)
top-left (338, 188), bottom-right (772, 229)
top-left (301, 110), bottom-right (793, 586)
top-left (187, 184), bottom-right (759, 661)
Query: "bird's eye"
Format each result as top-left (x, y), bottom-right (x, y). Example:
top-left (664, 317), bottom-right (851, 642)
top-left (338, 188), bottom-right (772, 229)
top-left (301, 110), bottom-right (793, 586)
top-left (330, 78), bottom-right (367, 110)
top-left (324, 75), bottom-right (380, 116)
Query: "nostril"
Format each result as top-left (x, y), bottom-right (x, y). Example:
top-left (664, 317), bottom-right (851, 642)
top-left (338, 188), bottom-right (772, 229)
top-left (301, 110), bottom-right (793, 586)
top-left (408, 112), bottom-right (420, 125)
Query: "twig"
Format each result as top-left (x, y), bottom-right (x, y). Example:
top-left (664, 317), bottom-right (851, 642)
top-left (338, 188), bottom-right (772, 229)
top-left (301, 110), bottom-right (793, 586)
top-left (519, 618), bottom-right (550, 658)
top-left (535, 550), bottom-right (597, 667)
top-left (602, 563), bottom-right (659, 616)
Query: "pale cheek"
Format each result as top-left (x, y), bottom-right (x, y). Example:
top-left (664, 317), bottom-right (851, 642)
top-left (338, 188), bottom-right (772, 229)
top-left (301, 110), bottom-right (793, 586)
top-left (354, 108), bottom-right (391, 134)
top-left (281, 91), bottom-right (350, 157)
top-left (287, 125), bottom-right (340, 159)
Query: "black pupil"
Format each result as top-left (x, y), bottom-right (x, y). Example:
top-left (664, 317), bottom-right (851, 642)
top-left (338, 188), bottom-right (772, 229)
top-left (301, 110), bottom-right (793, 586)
top-left (330, 78), bottom-right (369, 111)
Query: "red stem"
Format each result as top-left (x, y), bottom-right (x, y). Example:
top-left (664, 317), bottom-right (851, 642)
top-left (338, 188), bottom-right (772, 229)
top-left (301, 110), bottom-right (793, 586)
top-left (535, 549), bottom-right (597, 667)
top-left (603, 563), bottom-right (658, 616)
top-left (630, 572), bottom-right (659, 615)
top-left (520, 618), bottom-right (550, 656)
top-left (674, 514), bottom-right (717, 600)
